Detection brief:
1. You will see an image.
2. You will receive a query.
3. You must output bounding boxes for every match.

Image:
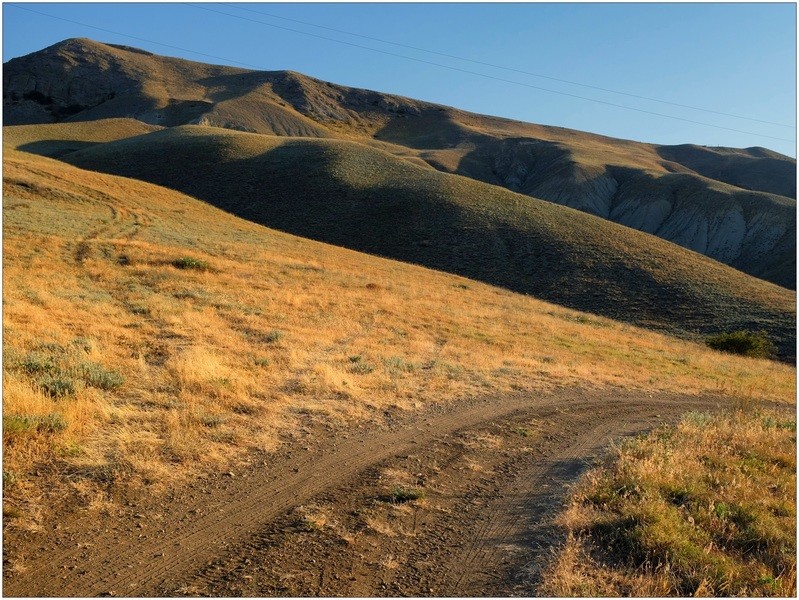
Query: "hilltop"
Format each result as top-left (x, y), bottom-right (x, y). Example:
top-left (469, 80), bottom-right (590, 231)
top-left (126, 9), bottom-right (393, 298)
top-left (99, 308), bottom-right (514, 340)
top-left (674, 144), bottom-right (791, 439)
top-left (4, 38), bottom-right (796, 288)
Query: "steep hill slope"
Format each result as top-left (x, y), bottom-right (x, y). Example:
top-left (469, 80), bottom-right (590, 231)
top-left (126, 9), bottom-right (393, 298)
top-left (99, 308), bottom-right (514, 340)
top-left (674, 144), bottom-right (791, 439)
top-left (4, 142), bottom-right (795, 509)
top-left (4, 38), bottom-right (795, 288)
top-left (57, 125), bottom-right (796, 360)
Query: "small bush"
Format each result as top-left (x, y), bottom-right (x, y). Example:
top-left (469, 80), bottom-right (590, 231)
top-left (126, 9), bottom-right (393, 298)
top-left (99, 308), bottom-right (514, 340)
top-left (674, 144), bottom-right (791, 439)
top-left (348, 355), bottom-right (374, 374)
top-left (705, 330), bottom-right (776, 359)
top-left (4, 413), bottom-right (67, 436)
top-left (19, 351), bottom-right (59, 375)
top-left (79, 362), bottom-right (125, 390)
top-left (172, 257), bottom-right (212, 271)
top-left (384, 356), bottom-right (415, 374)
top-left (380, 486), bottom-right (425, 504)
top-left (3, 469), bottom-right (19, 490)
top-left (38, 374), bottom-right (77, 398)
top-left (263, 329), bottom-right (284, 344)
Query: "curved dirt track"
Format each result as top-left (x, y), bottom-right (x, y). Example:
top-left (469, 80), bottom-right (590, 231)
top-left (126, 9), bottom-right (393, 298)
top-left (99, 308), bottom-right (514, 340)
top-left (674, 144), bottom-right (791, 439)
top-left (3, 389), bottom-right (729, 597)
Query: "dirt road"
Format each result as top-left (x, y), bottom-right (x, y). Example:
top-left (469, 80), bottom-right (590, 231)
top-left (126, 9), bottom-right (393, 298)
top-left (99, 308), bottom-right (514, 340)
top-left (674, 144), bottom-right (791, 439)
top-left (3, 389), bottom-right (727, 597)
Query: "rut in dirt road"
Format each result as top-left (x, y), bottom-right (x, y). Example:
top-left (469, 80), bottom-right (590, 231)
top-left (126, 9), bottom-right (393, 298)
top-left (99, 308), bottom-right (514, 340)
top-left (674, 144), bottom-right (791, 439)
top-left (3, 390), bottom-right (726, 597)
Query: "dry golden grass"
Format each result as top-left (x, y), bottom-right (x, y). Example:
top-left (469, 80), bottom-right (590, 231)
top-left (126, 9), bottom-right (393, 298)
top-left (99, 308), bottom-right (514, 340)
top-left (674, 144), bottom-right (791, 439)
top-left (3, 147), bottom-right (796, 526)
top-left (4, 119), bottom-right (161, 157)
top-left (540, 409), bottom-right (796, 597)
top-left (59, 124), bottom-right (795, 359)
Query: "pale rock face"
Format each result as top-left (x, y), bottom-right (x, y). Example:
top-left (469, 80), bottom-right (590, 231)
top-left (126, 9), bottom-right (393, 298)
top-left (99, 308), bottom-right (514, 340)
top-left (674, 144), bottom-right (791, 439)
top-left (657, 204), bottom-right (710, 255)
top-left (741, 212), bottom-right (789, 262)
top-left (704, 208), bottom-right (746, 264)
top-left (610, 195), bottom-right (673, 235)
top-left (531, 174), bottom-right (618, 218)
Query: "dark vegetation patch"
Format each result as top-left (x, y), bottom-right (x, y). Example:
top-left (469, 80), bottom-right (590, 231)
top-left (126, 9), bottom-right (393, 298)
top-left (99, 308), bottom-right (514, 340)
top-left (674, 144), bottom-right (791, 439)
top-left (706, 330), bottom-right (776, 359)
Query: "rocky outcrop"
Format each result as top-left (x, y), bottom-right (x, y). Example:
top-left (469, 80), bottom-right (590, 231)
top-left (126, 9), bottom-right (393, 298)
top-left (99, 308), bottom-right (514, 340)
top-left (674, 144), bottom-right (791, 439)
top-left (3, 39), bottom-right (144, 124)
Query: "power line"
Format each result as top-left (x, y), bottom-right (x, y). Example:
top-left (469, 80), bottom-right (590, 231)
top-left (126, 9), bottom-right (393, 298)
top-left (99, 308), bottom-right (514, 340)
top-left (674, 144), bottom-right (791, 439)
top-left (8, 4), bottom-right (263, 70)
top-left (219, 2), bottom-right (794, 130)
top-left (7, 3), bottom-right (795, 144)
top-left (185, 3), bottom-right (795, 144)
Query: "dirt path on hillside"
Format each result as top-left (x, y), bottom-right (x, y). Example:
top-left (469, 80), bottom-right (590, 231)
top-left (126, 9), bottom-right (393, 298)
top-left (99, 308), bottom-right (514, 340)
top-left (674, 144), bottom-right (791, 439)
top-left (3, 389), bottom-right (729, 597)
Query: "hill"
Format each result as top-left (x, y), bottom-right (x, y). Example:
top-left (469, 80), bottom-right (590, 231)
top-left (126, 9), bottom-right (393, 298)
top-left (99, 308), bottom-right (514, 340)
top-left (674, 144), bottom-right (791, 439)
top-left (4, 38), bottom-right (795, 288)
top-left (2, 118), bottom-right (161, 158)
top-left (4, 141), bottom-right (795, 506)
top-left (51, 123), bottom-right (796, 361)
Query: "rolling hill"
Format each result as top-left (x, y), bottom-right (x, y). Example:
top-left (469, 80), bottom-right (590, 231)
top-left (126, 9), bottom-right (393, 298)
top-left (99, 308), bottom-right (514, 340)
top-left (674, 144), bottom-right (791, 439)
top-left (4, 38), bottom-right (795, 288)
top-left (23, 121), bottom-right (790, 361)
top-left (4, 134), bottom-right (795, 496)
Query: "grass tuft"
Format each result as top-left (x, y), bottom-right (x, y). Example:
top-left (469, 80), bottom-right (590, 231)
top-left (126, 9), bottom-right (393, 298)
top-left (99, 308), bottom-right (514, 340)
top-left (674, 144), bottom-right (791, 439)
top-left (4, 413), bottom-right (68, 437)
top-left (171, 256), bottom-right (212, 271)
top-left (541, 409), bottom-right (796, 597)
top-left (78, 362), bottom-right (125, 390)
top-left (380, 486), bottom-right (426, 504)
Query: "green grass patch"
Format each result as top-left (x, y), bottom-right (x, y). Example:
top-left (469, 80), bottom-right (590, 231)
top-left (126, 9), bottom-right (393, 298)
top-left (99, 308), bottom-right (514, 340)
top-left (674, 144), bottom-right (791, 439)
top-left (171, 256), bottom-right (212, 271)
top-left (380, 486), bottom-right (426, 504)
top-left (4, 413), bottom-right (68, 437)
top-left (706, 330), bottom-right (776, 359)
top-left (259, 329), bottom-right (284, 344)
top-left (347, 355), bottom-right (375, 374)
top-left (79, 361), bottom-right (125, 390)
top-left (6, 346), bottom-right (124, 396)
top-left (543, 409), bottom-right (796, 597)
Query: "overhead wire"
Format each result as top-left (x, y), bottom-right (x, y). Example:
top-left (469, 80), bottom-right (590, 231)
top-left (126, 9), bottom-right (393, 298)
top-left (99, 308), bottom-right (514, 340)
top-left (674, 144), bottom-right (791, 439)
top-left (219, 1), bottom-right (794, 129)
top-left (7, 3), bottom-right (795, 144)
top-left (185, 3), bottom-right (795, 144)
top-left (8, 3), bottom-right (263, 70)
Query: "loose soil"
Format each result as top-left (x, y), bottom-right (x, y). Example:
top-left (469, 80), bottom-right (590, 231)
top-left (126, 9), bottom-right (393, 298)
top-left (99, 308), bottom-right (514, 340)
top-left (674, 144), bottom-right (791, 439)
top-left (3, 389), bottom-right (729, 597)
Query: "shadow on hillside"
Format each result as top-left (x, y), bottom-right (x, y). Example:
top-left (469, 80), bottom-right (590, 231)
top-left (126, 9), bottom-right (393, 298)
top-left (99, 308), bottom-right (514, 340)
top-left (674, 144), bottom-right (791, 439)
top-left (655, 144), bottom-right (797, 199)
top-left (61, 138), bottom-right (797, 362)
top-left (18, 140), bottom-right (97, 159)
top-left (221, 145), bottom-right (797, 362)
top-left (374, 109), bottom-right (473, 150)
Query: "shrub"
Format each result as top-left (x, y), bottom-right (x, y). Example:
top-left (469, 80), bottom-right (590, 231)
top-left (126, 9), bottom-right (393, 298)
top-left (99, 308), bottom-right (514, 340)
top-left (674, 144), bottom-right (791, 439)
top-left (38, 375), bottom-right (77, 398)
top-left (263, 329), bottom-right (284, 344)
top-left (171, 257), bottom-right (212, 271)
top-left (380, 486), bottom-right (425, 504)
top-left (79, 362), bottom-right (125, 390)
top-left (19, 351), bottom-right (59, 375)
top-left (347, 355), bottom-right (374, 374)
top-left (705, 330), bottom-right (776, 359)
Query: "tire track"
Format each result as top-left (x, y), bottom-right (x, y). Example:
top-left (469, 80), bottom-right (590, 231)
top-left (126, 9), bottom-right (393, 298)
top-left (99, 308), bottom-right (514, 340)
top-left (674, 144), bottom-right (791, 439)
top-left (441, 404), bottom-right (666, 595)
top-left (3, 390), bottom-right (725, 597)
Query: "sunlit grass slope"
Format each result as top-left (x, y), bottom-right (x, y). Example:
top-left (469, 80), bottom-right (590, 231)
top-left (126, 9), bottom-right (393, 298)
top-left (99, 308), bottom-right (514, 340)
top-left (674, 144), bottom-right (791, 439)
top-left (542, 409), bottom-right (796, 597)
top-left (62, 125), bottom-right (796, 359)
top-left (4, 118), bottom-right (161, 158)
top-left (3, 147), bottom-right (795, 507)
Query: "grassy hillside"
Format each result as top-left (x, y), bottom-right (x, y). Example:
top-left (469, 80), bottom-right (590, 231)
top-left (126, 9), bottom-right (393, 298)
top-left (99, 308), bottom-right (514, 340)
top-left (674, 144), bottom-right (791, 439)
top-left (59, 125), bottom-right (796, 360)
top-left (3, 118), bottom-right (161, 158)
top-left (4, 146), bottom-right (795, 521)
top-left (5, 39), bottom-right (795, 287)
top-left (541, 408), bottom-right (796, 596)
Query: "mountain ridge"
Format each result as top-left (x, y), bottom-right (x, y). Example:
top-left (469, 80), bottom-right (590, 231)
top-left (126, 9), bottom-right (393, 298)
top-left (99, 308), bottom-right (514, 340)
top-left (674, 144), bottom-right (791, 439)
top-left (4, 38), bottom-right (796, 289)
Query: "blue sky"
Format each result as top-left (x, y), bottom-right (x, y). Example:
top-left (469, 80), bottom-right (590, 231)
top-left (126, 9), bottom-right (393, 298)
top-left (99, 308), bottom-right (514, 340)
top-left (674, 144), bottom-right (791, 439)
top-left (3, 2), bottom-right (797, 156)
